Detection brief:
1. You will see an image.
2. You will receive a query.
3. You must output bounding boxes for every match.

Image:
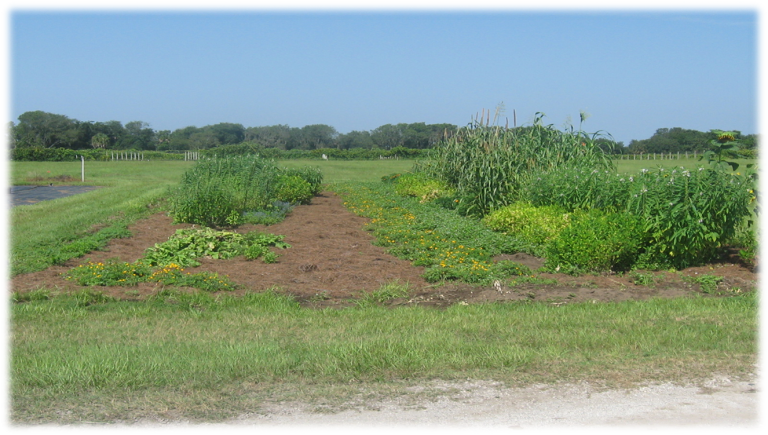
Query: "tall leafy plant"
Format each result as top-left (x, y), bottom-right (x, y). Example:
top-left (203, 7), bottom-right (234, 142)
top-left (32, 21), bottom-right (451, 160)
top-left (419, 112), bottom-right (613, 216)
top-left (627, 166), bottom-right (753, 268)
top-left (169, 155), bottom-right (322, 227)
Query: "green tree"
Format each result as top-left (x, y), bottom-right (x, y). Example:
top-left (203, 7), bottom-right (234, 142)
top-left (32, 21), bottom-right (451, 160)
top-left (245, 125), bottom-right (291, 149)
top-left (299, 124), bottom-right (338, 150)
top-left (208, 123), bottom-right (245, 145)
top-left (167, 126), bottom-right (201, 150)
top-left (402, 122), bottom-right (437, 149)
top-left (337, 130), bottom-right (375, 149)
top-left (119, 121), bottom-right (155, 150)
top-left (90, 132), bottom-right (110, 149)
top-left (14, 111), bottom-right (77, 148)
top-left (0, 121), bottom-right (21, 149)
top-left (371, 124), bottom-right (404, 150)
top-left (189, 131), bottom-right (220, 150)
top-left (156, 130), bottom-right (172, 150)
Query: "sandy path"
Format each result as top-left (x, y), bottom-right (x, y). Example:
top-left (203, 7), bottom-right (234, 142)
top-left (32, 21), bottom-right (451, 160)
top-left (128, 376), bottom-right (759, 429)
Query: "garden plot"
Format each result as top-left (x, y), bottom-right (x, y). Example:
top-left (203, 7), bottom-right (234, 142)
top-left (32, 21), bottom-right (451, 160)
top-left (10, 190), bottom-right (757, 307)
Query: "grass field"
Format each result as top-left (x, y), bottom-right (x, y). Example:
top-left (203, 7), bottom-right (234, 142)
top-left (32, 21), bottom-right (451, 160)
top-left (8, 157), bottom-right (758, 423)
top-left (278, 158), bottom-right (417, 182)
top-left (11, 288), bottom-right (756, 423)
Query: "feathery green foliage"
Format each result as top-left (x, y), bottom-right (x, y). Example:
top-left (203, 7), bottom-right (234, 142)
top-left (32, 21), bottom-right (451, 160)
top-left (168, 155), bottom-right (322, 227)
top-left (419, 113), bottom-right (612, 216)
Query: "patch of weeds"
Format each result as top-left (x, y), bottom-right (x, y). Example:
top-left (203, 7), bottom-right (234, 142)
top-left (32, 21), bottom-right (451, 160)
top-left (242, 201), bottom-right (295, 225)
top-left (12, 288), bottom-right (52, 303)
top-left (64, 259), bottom-right (152, 286)
top-left (65, 257), bottom-right (238, 293)
top-left (506, 276), bottom-right (558, 287)
top-left (356, 281), bottom-right (411, 307)
top-left (309, 291), bottom-right (331, 302)
top-left (684, 274), bottom-right (725, 294)
top-left (739, 228), bottom-right (768, 272)
top-left (71, 289), bottom-right (116, 307)
top-left (335, 182), bottom-right (529, 285)
top-left (629, 271), bottom-right (658, 287)
top-left (147, 264), bottom-right (238, 292)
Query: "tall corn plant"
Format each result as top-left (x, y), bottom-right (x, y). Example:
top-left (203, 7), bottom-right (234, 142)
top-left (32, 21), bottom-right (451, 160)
top-left (419, 112), bottom-right (613, 216)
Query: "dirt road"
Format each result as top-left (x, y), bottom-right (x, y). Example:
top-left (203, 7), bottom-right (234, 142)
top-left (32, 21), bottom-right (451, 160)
top-left (29, 372), bottom-right (768, 433)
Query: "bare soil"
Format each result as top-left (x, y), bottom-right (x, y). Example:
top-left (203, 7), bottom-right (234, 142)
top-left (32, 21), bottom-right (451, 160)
top-left (10, 191), bottom-right (759, 307)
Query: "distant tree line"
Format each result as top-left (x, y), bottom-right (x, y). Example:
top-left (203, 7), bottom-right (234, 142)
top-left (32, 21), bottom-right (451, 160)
top-left (7, 110), bottom-right (758, 157)
top-left (8, 110), bottom-right (457, 152)
top-left (624, 127), bottom-right (757, 157)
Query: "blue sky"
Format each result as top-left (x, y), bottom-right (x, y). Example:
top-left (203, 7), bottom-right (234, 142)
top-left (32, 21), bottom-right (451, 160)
top-left (8, 6), bottom-right (758, 146)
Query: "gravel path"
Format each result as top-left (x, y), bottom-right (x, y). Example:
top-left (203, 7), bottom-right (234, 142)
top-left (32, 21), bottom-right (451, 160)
top-left (132, 376), bottom-right (760, 429)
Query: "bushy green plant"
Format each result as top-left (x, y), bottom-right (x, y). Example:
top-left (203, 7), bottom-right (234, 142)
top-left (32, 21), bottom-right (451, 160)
top-left (147, 264), bottom-right (237, 292)
top-left (482, 202), bottom-right (570, 250)
top-left (627, 166), bottom-right (753, 268)
top-left (545, 210), bottom-right (643, 273)
top-left (419, 112), bottom-right (613, 216)
top-left (275, 175), bottom-right (313, 204)
top-left (169, 156), bottom-right (321, 227)
top-left (242, 201), bottom-right (293, 225)
top-left (64, 260), bottom-right (152, 286)
top-left (394, 172), bottom-right (455, 203)
top-left (522, 165), bottom-right (632, 212)
top-left (739, 228), bottom-right (768, 272)
top-left (142, 227), bottom-right (289, 267)
top-left (283, 166), bottom-right (324, 195)
top-left (169, 180), bottom-right (242, 227)
top-left (685, 274), bottom-right (724, 294)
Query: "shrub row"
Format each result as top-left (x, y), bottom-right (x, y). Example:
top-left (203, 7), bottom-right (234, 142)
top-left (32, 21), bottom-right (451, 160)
top-left (418, 116), bottom-right (613, 216)
top-left (11, 145), bottom-right (428, 162)
top-left (394, 164), bottom-right (755, 272)
top-left (10, 147), bottom-right (187, 161)
top-left (202, 143), bottom-right (429, 160)
top-left (169, 155), bottom-right (323, 227)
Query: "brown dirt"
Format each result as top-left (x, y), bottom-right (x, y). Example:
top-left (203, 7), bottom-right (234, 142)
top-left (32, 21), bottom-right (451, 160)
top-left (10, 191), bottom-right (758, 308)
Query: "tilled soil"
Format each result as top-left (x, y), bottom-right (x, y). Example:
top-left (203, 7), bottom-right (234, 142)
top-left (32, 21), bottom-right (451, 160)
top-left (10, 191), bottom-right (759, 307)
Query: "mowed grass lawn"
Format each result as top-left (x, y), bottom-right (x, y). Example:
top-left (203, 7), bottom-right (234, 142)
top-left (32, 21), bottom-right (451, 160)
top-left (8, 157), bottom-right (758, 424)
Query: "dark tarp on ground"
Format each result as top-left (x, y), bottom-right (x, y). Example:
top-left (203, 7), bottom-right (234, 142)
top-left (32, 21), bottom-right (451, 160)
top-left (9, 185), bottom-right (100, 207)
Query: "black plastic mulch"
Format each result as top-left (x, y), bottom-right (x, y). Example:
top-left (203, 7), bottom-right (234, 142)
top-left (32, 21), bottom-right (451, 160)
top-left (9, 185), bottom-right (101, 207)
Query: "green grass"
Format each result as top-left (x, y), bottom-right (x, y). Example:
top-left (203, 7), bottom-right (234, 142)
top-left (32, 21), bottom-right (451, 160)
top-left (10, 161), bottom-right (194, 275)
top-left (9, 160), bottom-right (196, 186)
top-left (10, 288), bottom-right (757, 423)
top-left (278, 159), bottom-right (417, 182)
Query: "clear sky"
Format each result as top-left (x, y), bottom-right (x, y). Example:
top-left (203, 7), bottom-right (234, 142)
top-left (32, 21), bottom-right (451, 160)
top-left (8, 4), bottom-right (758, 146)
